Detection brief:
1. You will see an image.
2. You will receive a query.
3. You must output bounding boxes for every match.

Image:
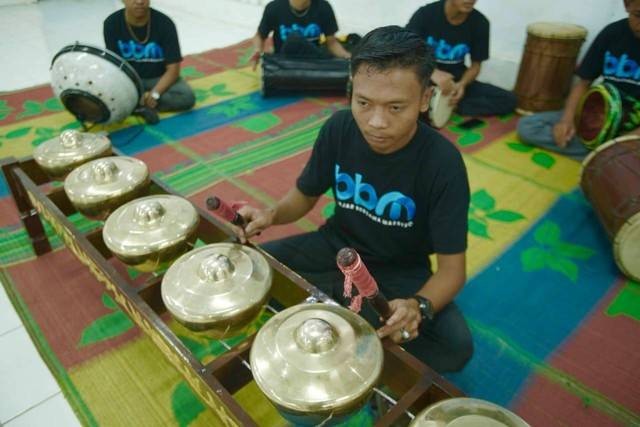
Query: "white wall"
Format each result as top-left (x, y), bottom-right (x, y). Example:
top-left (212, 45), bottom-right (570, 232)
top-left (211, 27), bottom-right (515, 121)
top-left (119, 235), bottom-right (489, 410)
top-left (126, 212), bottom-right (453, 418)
top-left (329, 0), bottom-right (628, 89)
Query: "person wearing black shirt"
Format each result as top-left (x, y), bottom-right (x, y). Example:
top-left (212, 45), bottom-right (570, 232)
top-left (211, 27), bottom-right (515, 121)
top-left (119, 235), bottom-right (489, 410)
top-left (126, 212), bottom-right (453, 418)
top-left (250, 0), bottom-right (351, 70)
top-left (518, 0), bottom-right (640, 159)
top-left (406, 0), bottom-right (516, 118)
top-left (236, 26), bottom-right (473, 373)
top-left (104, 0), bottom-right (195, 124)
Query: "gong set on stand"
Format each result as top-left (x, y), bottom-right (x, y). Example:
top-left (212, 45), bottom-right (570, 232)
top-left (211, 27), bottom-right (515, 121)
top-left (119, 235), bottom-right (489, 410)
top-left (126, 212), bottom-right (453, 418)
top-left (2, 129), bottom-right (532, 426)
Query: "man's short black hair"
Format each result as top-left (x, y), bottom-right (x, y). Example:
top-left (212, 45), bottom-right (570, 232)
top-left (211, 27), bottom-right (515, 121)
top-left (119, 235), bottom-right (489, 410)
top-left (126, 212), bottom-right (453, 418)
top-left (350, 25), bottom-right (435, 88)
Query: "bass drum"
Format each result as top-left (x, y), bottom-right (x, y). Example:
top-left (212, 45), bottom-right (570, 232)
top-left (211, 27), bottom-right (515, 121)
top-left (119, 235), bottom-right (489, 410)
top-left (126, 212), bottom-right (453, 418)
top-left (50, 43), bottom-right (143, 124)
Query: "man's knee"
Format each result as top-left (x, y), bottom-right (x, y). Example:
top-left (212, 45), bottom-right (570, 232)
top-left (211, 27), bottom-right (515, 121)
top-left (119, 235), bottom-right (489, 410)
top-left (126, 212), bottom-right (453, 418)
top-left (159, 81), bottom-right (195, 112)
top-left (181, 85), bottom-right (196, 110)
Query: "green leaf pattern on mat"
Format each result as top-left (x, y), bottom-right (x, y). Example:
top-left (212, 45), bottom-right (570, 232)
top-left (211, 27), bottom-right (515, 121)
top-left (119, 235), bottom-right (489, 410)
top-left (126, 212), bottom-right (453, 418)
top-left (194, 83), bottom-right (235, 103)
top-left (206, 95), bottom-right (255, 117)
top-left (0, 126), bottom-right (32, 147)
top-left (520, 220), bottom-right (596, 282)
top-left (322, 201), bottom-right (336, 219)
top-left (171, 381), bottom-right (206, 427)
top-left (321, 190), bottom-right (336, 219)
top-left (78, 293), bottom-right (134, 347)
top-left (606, 280), bottom-right (640, 321)
top-left (468, 189), bottom-right (525, 239)
top-left (169, 311), bottom-right (271, 426)
top-left (233, 112), bottom-right (281, 133)
top-left (507, 141), bottom-right (557, 169)
top-left (17, 97), bottom-right (64, 119)
top-left (29, 121), bottom-right (82, 147)
top-left (180, 66), bottom-right (205, 80)
top-left (236, 45), bottom-right (255, 67)
top-left (447, 118), bottom-right (487, 147)
top-left (0, 100), bottom-right (14, 121)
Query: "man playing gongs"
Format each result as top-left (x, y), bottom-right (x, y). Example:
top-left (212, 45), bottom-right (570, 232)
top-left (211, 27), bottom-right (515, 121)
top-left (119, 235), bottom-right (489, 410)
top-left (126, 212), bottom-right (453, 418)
top-left (234, 26), bottom-right (473, 373)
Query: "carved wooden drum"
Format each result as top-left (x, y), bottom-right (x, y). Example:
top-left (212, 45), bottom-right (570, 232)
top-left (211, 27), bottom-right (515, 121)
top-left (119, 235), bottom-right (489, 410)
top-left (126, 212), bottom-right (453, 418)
top-left (514, 22), bottom-right (587, 112)
top-left (580, 135), bottom-right (640, 281)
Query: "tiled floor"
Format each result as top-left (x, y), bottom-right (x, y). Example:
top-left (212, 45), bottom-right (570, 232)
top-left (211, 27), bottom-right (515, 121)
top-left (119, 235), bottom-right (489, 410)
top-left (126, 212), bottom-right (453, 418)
top-left (0, 0), bottom-right (266, 424)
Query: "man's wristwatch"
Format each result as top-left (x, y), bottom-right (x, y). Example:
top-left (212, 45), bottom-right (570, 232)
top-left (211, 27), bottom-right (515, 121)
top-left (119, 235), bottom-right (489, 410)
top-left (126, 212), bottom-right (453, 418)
top-left (410, 295), bottom-right (434, 322)
top-left (150, 90), bottom-right (161, 101)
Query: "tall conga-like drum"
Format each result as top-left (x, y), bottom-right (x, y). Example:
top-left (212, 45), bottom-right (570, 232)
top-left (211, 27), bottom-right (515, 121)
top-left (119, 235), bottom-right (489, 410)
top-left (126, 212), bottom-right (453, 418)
top-left (514, 22), bottom-right (587, 113)
top-left (580, 135), bottom-right (640, 281)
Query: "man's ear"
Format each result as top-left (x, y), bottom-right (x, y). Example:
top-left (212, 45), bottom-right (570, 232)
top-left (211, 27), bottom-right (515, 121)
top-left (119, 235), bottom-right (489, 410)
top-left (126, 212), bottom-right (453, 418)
top-left (420, 86), bottom-right (433, 113)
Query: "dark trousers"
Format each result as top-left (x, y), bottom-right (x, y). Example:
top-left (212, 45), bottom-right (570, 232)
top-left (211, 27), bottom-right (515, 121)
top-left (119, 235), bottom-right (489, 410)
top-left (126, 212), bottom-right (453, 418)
top-left (141, 77), bottom-right (195, 112)
top-left (262, 231), bottom-right (474, 373)
top-left (457, 80), bottom-right (517, 117)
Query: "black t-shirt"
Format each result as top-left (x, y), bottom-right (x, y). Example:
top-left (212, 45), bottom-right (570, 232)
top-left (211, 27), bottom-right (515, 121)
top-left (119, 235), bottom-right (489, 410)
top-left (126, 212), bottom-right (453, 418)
top-left (103, 8), bottom-right (182, 79)
top-left (297, 110), bottom-right (469, 271)
top-left (406, 0), bottom-right (489, 80)
top-left (258, 0), bottom-right (339, 53)
top-left (577, 18), bottom-right (640, 98)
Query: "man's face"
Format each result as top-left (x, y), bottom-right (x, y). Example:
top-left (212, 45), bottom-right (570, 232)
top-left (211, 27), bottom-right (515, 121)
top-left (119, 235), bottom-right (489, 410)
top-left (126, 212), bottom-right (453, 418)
top-left (351, 66), bottom-right (430, 155)
top-left (626, 0), bottom-right (640, 38)
top-left (289, 0), bottom-right (311, 11)
top-left (123, 0), bottom-right (150, 18)
top-left (449, 0), bottom-right (477, 14)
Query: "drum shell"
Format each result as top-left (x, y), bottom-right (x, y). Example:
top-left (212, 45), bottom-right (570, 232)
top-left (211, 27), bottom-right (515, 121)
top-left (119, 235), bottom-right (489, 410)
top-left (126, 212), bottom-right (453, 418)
top-left (515, 25), bottom-right (586, 112)
top-left (261, 54), bottom-right (350, 97)
top-left (580, 136), bottom-right (640, 281)
top-left (575, 83), bottom-right (640, 150)
top-left (51, 44), bottom-right (143, 124)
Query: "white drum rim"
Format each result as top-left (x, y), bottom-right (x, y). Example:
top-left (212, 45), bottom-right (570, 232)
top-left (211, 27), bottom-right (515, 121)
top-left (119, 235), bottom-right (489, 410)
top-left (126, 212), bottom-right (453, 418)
top-left (613, 211), bottom-right (640, 282)
top-left (526, 21), bottom-right (588, 39)
top-left (51, 42), bottom-right (143, 97)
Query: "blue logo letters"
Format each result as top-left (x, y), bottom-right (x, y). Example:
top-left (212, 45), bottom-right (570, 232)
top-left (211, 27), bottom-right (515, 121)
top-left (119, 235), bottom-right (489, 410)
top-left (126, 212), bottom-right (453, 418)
top-left (279, 23), bottom-right (321, 42)
top-left (335, 165), bottom-right (416, 222)
top-left (118, 40), bottom-right (164, 61)
top-left (603, 50), bottom-right (640, 82)
top-left (426, 36), bottom-right (469, 63)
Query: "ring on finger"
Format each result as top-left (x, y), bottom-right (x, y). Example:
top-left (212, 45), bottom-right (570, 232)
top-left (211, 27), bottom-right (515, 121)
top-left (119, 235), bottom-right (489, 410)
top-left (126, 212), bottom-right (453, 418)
top-left (400, 328), bottom-right (410, 341)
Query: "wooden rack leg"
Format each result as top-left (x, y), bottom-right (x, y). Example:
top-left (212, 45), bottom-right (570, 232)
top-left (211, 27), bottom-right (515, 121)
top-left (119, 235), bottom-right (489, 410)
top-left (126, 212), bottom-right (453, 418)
top-left (1, 159), bottom-right (52, 255)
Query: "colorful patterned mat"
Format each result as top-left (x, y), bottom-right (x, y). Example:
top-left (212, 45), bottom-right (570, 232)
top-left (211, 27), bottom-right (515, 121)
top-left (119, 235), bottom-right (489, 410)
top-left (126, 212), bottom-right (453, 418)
top-left (1, 40), bottom-right (638, 426)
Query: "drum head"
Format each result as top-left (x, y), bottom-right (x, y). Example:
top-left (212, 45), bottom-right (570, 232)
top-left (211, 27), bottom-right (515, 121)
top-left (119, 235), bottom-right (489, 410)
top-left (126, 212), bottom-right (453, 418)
top-left (429, 87), bottom-right (454, 128)
top-left (614, 212), bottom-right (640, 282)
top-left (50, 43), bottom-right (143, 124)
top-left (526, 22), bottom-right (587, 39)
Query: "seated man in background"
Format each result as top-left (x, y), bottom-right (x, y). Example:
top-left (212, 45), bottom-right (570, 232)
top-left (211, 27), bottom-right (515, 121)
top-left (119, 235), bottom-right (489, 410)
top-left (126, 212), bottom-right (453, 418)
top-left (236, 26), bottom-right (473, 373)
top-left (251, 0), bottom-right (352, 70)
top-left (406, 0), bottom-right (516, 117)
top-left (517, 0), bottom-right (640, 159)
top-left (104, 0), bottom-right (195, 124)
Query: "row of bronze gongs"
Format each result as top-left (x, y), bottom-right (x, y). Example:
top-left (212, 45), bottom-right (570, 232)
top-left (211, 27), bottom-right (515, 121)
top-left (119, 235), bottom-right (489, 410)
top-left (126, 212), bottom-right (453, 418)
top-left (33, 129), bottom-right (529, 426)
